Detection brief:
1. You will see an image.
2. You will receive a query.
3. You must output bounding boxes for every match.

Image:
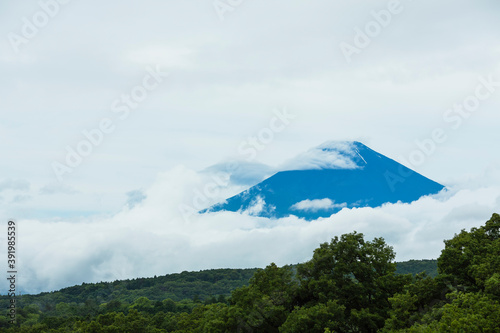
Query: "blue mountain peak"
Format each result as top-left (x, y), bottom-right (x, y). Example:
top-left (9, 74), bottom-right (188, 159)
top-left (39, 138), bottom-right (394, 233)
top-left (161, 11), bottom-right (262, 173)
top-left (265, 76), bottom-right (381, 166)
top-left (202, 141), bottom-right (445, 220)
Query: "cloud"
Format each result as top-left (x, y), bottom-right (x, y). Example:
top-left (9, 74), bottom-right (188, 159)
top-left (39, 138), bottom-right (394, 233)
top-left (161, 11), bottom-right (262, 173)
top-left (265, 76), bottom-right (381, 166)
top-left (11, 194), bottom-right (32, 203)
top-left (240, 195), bottom-right (276, 217)
top-left (3, 165), bottom-right (500, 295)
top-left (202, 161), bottom-right (275, 187)
top-left (291, 198), bottom-right (347, 212)
top-left (125, 190), bottom-right (147, 209)
top-left (0, 179), bottom-right (30, 192)
top-left (39, 183), bottom-right (77, 195)
top-left (126, 45), bottom-right (195, 70)
top-left (280, 141), bottom-right (364, 171)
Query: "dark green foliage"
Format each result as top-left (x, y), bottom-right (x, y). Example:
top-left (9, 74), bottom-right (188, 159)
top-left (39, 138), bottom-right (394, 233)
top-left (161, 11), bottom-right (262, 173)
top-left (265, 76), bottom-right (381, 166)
top-left (427, 292), bottom-right (500, 331)
top-left (384, 213), bottom-right (500, 332)
top-left (438, 213), bottom-right (500, 293)
top-left (397, 292), bottom-right (500, 332)
top-left (383, 273), bottom-right (449, 331)
top-left (0, 268), bottom-right (257, 332)
top-left (279, 300), bottom-right (345, 332)
top-left (0, 268), bottom-right (257, 313)
top-left (230, 263), bottom-right (299, 332)
top-left (296, 232), bottom-right (409, 332)
top-left (395, 260), bottom-right (438, 277)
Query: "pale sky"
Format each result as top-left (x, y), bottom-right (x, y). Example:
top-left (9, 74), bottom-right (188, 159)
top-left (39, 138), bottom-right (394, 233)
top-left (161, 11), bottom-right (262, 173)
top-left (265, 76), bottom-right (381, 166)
top-left (1, 0), bottom-right (500, 293)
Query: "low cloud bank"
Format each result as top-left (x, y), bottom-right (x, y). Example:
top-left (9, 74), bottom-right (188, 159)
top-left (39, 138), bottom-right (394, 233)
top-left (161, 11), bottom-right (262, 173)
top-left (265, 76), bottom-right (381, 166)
top-left (2, 165), bottom-right (499, 294)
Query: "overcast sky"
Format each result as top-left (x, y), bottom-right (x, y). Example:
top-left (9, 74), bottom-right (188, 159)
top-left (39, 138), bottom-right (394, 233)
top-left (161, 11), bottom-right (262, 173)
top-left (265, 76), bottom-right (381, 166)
top-left (1, 0), bottom-right (500, 294)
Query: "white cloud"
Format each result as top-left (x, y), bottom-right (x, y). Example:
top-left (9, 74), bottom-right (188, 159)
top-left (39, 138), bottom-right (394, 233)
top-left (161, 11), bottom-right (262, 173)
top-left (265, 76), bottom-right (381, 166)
top-left (11, 194), bottom-right (32, 203)
top-left (281, 141), bottom-right (364, 171)
top-left (2, 165), bottom-right (499, 295)
top-left (240, 195), bottom-right (275, 216)
top-left (126, 45), bottom-right (195, 69)
top-left (125, 189), bottom-right (146, 209)
top-left (291, 198), bottom-right (347, 212)
top-left (39, 183), bottom-right (77, 195)
top-left (202, 161), bottom-right (274, 187)
top-left (0, 179), bottom-right (30, 192)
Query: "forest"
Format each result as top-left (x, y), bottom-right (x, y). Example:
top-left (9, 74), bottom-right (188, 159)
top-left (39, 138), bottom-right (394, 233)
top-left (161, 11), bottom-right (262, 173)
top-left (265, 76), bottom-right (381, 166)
top-left (1, 213), bottom-right (498, 332)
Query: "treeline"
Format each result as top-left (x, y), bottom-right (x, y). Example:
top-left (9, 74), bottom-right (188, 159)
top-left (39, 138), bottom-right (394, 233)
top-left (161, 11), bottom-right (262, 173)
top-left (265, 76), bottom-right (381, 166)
top-left (2, 214), bottom-right (498, 332)
top-left (0, 260), bottom-right (437, 311)
top-left (6, 268), bottom-right (259, 306)
top-left (395, 259), bottom-right (437, 278)
top-left (0, 269), bottom-right (258, 331)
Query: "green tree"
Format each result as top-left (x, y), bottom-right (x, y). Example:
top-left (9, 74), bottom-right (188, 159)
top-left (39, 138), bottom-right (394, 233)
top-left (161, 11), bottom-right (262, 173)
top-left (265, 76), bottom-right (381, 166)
top-left (230, 263), bottom-right (298, 332)
top-left (105, 299), bottom-right (123, 312)
top-left (279, 300), bottom-right (345, 333)
top-left (406, 292), bottom-right (500, 332)
top-left (131, 296), bottom-right (153, 314)
top-left (384, 213), bottom-right (500, 332)
top-left (438, 213), bottom-right (500, 293)
top-left (297, 232), bottom-right (409, 332)
top-left (124, 308), bottom-right (150, 333)
top-left (383, 273), bottom-right (448, 331)
top-left (175, 303), bottom-right (235, 332)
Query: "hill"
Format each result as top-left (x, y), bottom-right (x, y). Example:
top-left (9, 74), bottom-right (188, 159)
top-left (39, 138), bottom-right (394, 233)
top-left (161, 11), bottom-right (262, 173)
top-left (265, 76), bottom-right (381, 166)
top-left (0, 260), bottom-right (436, 313)
top-left (395, 259), bottom-right (438, 277)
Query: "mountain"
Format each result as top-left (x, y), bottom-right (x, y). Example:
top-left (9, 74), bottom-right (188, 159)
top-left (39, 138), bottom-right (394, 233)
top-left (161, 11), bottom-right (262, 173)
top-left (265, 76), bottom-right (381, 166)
top-left (202, 141), bottom-right (445, 220)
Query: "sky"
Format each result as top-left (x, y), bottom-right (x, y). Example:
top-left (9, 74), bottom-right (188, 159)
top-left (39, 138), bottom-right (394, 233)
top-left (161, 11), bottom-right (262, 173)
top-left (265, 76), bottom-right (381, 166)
top-left (1, 0), bottom-right (500, 294)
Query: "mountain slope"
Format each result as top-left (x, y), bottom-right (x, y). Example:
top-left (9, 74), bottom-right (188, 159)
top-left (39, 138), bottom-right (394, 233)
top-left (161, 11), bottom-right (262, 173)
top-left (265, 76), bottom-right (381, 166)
top-left (203, 141), bottom-right (444, 220)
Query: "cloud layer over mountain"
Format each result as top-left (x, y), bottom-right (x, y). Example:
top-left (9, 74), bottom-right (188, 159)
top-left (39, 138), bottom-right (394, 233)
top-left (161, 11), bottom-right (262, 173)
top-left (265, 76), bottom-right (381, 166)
top-left (3, 165), bottom-right (499, 294)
